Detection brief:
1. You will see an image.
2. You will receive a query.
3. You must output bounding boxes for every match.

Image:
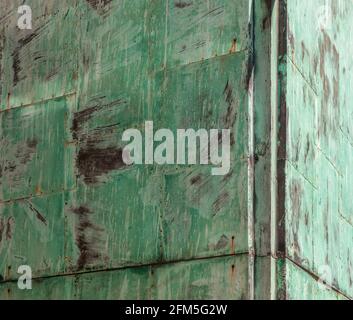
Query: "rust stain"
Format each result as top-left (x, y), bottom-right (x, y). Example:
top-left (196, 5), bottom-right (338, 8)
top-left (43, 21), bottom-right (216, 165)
top-left (35, 185), bottom-right (43, 196)
top-left (229, 38), bottom-right (237, 54)
top-left (231, 236), bottom-right (235, 254)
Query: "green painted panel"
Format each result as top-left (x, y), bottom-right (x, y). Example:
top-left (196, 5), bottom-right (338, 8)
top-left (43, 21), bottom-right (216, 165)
top-left (160, 162), bottom-right (248, 261)
top-left (5, 0), bottom-right (353, 300)
top-left (0, 192), bottom-right (68, 281)
top-left (0, 255), bottom-right (247, 300)
top-left (0, 0), bottom-right (78, 109)
top-left (285, 0), bottom-right (353, 299)
top-left (154, 255), bottom-right (248, 300)
top-left (151, 52), bottom-right (249, 161)
top-left (77, 0), bottom-right (150, 109)
top-left (149, 0), bottom-right (250, 69)
top-left (285, 260), bottom-right (347, 300)
top-left (0, 97), bottom-right (76, 201)
top-left (65, 167), bottom-right (161, 272)
top-left (0, 0), bottom-right (259, 300)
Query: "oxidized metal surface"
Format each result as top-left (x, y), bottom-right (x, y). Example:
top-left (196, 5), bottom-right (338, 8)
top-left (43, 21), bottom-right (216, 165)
top-left (283, 0), bottom-right (353, 299)
top-left (1, 0), bottom-right (352, 300)
top-left (0, 0), bottom-right (255, 299)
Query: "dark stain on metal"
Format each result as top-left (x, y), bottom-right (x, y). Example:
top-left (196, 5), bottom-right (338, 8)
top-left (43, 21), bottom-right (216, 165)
top-left (289, 180), bottom-right (303, 264)
top-left (190, 174), bottom-right (202, 186)
top-left (0, 34), bottom-right (3, 103)
top-left (5, 217), bottom-right (14, 240)
top-left (26, 139), bottom-right (38, 149)
top-left (45, 68), bottom-right (59, 81)
top-left (6, 93), bottom-right (10, 109)
top-left (0, 218), bottom-right (4, 244)
top-left (175, 1), bottom-right (192, 9)
top-left (212, 191), bottom-right (230, 215)
top-left (72, 99), bottom-right (128, 184)
top-left (85, 0), bottom-right (112, 14)
top-left (319, 31), bottom-right (340, 137)
top-left (301, 41), bottom-right (309, 60)
top-left (0, 138), bottom-right (38, 183)
top-left (77, 146), bottom-right (126, 184)
top-left (222, 169), bottom-right (233, 182)
top-left (12, 32), bottom-right (39, 86)
top-left (18, 139), bottom-right (38, 165)
top-left (275, 5), bottom-right (287, 300)
top-left (71, 99), bottom-right (125, 141)
top-left (223, 80), bottom-right (237, 129)
top-left (72, 206), bottom-right (105, 270)
top-left (26, 201), bottom-right (47, 226)
top-left (262, 0), bottom-right (272, 30)
top-left (214, 235), bottom-right (229, 250)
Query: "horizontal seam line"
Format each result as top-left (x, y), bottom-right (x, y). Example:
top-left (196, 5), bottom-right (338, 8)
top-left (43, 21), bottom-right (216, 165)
top-left (0, 91), bottom-right (76, 113)
top-left (149, 48), bottom-right (250, 76)
top-left (286, 257), bottom-right (352, 300)
top-left (0, 252), bottom-right (249, 284)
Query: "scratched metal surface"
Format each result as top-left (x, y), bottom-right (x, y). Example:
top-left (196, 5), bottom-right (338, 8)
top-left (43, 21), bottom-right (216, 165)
top-left (283, 0), bottom-right (353, 299)
top-left (0, 0), bottom-right (258, 299)
top-left (2, 0), bottom-right (351, 301)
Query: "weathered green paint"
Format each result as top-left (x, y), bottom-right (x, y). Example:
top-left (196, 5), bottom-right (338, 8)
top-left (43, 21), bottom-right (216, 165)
top-left (0, 0), bottom-right (254, 299)
top-left (0, 0), bottom-right (352, 300)
top-left (281, 0), bottom-right (353, 299)
top-left (0, 255), bottom-right (247, 300)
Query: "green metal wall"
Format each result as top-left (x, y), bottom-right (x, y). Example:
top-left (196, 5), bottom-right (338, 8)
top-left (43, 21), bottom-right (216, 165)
top-left (0, 0), bottom-right (352, 300)
top-left (0, 0), bottom-right (266, 299)
top-left (280, 0), bottom-right (353, 299)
